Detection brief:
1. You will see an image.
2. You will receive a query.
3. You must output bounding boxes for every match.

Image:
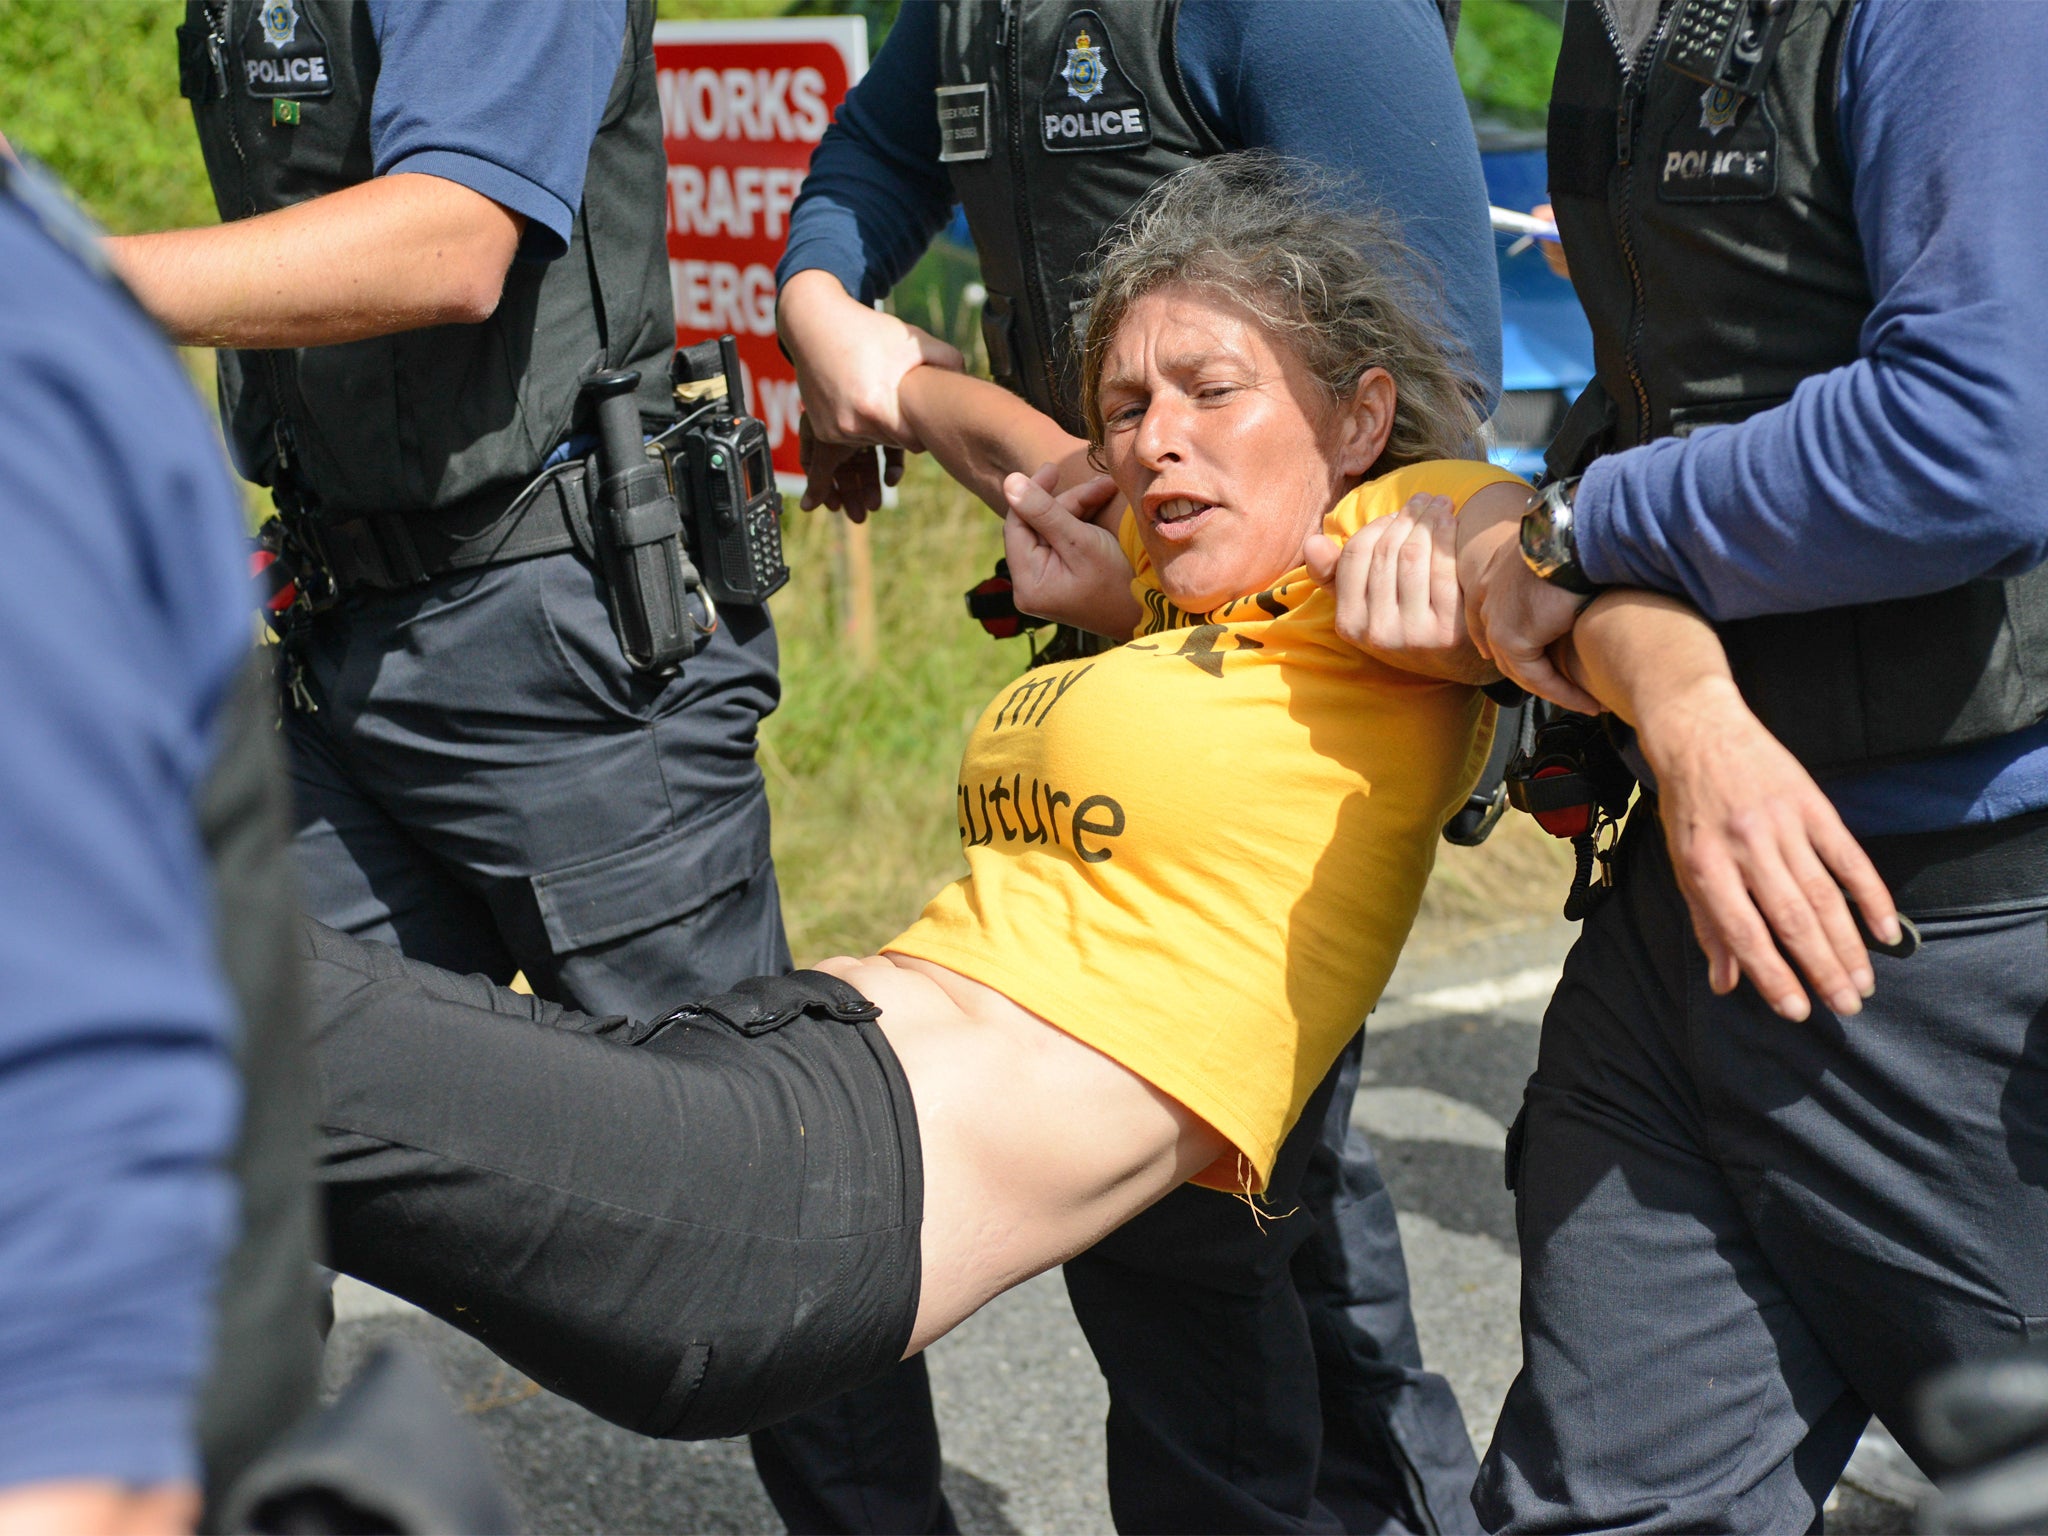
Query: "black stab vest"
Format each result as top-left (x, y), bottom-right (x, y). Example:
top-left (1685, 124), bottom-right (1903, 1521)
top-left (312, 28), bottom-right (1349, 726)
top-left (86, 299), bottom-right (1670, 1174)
top-left (935, 0), bottom-right (1226, 435)
top-left (1547, 0), bottom-right (2048, 774)
top-left (179, 0), bottom-right (675, 520)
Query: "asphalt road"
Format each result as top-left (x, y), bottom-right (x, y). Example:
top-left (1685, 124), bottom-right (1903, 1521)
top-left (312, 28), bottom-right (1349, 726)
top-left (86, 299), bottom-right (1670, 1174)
top-left (327, 916), bottom-right (1929, 1533)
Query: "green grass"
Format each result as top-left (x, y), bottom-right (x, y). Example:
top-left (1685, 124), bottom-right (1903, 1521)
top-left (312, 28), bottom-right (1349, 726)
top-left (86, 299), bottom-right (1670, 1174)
top-left (761, 457), bottom-right (1023, 961)
top-left (0, 1), bottom-right (217, 234)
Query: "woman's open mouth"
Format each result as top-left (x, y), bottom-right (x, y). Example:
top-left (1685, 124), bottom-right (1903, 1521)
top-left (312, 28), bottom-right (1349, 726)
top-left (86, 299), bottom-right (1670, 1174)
top-left (1148, 496), bottom-right (1217, 541)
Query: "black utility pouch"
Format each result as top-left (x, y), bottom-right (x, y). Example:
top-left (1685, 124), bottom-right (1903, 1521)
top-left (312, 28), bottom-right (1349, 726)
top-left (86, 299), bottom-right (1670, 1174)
top-left (582, 369), bottom-right (715, 674)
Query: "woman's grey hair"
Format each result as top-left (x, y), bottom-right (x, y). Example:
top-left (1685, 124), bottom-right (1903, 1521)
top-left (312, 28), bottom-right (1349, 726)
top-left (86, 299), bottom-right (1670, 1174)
top-left (1079, 152), bottom-right (1483, 474)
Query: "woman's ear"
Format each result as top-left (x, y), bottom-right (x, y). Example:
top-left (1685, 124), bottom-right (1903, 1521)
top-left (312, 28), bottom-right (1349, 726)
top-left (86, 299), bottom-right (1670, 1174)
top-left (1332, 368), bottom-right (1397, 480)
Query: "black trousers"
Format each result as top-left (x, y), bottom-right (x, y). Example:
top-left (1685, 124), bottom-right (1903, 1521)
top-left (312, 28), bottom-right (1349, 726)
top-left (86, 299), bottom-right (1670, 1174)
top-left (757, 1035), bottom-right (1483, 1536)
top-left (305, 921), bottom-right (924, 1440)
top-left (1475, 808), bottom-right (2048, 1533)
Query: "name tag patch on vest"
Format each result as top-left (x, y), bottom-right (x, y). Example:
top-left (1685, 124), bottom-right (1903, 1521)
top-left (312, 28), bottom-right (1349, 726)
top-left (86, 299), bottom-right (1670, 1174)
top-left (937, 83), bottom-right (992, 162)
top-left (1041, 9), bottom-right (1152, 154)
top-left (1657, 86), bottom-right (1776, 202)
top-left (240, 0), bottom-right (333, 100)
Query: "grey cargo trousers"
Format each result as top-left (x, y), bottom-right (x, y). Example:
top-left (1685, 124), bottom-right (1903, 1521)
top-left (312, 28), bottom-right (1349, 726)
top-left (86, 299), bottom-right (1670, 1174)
top-left (1477, 807), bottom-right (2048, 1532)
top-left (284, 548), bottom-right (791, 1014)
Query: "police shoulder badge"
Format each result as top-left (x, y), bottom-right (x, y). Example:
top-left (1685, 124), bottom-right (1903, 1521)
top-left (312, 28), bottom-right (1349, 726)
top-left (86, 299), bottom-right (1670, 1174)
top-left (1697, 84), bottom-right (1741, 136)
top-left (1062, 29), bottom-right (1105, 103)
top-left (1041, 9), bottom-right (1151, 154)
top-left (240, 0), bottom-right (334, 101)
top-left (262, 1), bottom-right (298, 48)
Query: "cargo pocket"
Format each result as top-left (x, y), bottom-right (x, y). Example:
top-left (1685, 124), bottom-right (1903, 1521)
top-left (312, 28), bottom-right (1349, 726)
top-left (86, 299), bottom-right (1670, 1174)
top-left (530, 791), bottom-right (771, 958)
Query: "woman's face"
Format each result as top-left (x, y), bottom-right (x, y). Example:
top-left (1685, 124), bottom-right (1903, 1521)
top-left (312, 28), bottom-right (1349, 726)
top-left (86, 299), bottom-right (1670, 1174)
top-left (1097, 283), bottom-right (1389, 613)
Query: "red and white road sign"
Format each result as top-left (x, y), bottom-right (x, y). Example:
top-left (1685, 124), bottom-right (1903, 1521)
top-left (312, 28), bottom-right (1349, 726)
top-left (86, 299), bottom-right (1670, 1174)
top-left (654, 17), bottom-right (868, 489)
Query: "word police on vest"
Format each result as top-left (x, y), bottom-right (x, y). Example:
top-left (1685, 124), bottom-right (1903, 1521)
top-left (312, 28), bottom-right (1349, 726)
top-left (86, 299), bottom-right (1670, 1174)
top-left (1044, 107), bottom-right (1145, 144)
top-left (247, 55), bottom-right (328, 89)
top-left (1665, 147), bottom-right (1771, 183)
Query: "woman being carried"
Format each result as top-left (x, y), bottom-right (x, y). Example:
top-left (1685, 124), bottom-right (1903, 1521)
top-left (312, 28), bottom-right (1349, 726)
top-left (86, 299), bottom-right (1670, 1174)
top-left (308, 157), bottom-right (1582, 1440)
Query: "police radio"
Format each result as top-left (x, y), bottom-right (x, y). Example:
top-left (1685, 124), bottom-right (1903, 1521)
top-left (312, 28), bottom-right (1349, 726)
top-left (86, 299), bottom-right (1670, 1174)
top-left (583, 369), bottom-right (715, 675)
top-left (656, 337), bottom-right (789, 608)
top-left (1662, 0), bottom-right (1793, 96)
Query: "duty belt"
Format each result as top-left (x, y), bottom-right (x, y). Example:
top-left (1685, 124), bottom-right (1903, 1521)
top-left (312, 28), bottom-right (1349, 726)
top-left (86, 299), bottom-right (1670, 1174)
top-left (307, 458), bottom-right (598, 596)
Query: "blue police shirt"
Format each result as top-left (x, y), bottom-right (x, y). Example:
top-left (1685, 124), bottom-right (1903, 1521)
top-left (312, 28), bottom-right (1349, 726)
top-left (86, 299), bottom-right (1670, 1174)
top-left (366, 0), bottom-right (626, 260)
top-left (0, 187), bottom-right (253, 1488)
top-left (776, 0), bottom-right (1504, 404)
top-left (1571, 0), bottom-right (2048, 835)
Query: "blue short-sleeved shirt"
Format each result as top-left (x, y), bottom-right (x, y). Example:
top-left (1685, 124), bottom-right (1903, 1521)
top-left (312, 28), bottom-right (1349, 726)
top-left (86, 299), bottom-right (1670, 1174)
top-left (366, 0), bottom-right (626, 260)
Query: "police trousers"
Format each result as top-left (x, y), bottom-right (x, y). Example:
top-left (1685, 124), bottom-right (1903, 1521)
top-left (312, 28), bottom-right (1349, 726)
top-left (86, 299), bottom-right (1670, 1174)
top-left (756, 1034), bottom-right (1483, 1536)
top-left (286, 549), bottom-right (791, 1017)
top-left (1475, 807), bottom-right (2048, 1533)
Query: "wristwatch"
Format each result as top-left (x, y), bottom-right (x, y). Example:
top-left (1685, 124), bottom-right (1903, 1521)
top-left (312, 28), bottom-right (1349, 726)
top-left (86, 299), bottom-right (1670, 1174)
top-left (1520, 477), bottom-right (1599, 595)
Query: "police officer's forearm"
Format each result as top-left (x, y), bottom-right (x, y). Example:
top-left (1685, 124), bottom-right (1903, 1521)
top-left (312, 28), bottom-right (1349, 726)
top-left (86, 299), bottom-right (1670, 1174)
top-left (1566, 590), bottom-right (1897, 1023)
top-left (897, 365), bottom-right (1099, 519)
top-left (1563, 588), bottom-right (1734, 734)
top-left (778, 270), bottom-right (962, 449)
top-left (106, 173), bottom-right (522, 349)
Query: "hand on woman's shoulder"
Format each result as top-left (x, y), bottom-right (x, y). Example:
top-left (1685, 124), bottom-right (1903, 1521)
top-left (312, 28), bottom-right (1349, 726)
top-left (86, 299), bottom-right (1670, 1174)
top-left (1304, 463), bottom-right (1525, 686)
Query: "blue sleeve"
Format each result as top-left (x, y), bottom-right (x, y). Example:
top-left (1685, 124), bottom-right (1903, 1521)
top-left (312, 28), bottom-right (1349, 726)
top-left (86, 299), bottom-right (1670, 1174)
top-left (366, 0), bottom-right (627, 261)
top-left (0, 211), bottom-right (248, 1489)
top-left (776, 1), bottom-right (956, 302)
top-left (1576, 0), bottom-right (2048, 618)
top-left (1176, 0), bottom-right (1504, 405)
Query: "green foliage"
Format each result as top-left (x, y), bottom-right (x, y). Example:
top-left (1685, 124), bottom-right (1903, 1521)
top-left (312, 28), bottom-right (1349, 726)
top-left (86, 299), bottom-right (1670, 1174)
top-left (1455, 0), bottom-right (1564, 126)
top-left (761, 458), bottom-right (1019, 960)
top-left (780, 0), bottom-right (898, 49)
top-left (655, 0), bottom-right (794, 21)
top-left (0, 0), bottom-right (217, 234)
top-left (657, 0), bottom-right (897, 46)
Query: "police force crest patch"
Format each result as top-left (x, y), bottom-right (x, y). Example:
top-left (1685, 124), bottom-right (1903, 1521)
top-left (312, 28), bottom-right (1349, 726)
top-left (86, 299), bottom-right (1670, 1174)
top-left (261, 1), bottom-right (299, 49)
top-left (240, 0), bottom-right (333, 99)
top-left (1062, 29), bottom-right (1104, 102)
top-left (1041, 9), bottom-right (1151, 154)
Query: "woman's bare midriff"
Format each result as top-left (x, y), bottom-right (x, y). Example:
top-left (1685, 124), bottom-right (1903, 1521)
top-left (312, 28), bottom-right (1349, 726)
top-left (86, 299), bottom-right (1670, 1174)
top-left (812, 951), bottom-right (1227, 1354)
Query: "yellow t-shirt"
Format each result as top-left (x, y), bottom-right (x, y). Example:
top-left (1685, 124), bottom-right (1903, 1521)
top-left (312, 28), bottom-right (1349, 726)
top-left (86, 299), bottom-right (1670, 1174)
top-left (886, 460), bottom-right (1524, 1191)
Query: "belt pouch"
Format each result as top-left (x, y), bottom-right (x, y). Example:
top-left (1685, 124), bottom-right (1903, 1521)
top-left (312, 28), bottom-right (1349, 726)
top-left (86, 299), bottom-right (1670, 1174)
top-left (585, 370), bottom-right (709, 674)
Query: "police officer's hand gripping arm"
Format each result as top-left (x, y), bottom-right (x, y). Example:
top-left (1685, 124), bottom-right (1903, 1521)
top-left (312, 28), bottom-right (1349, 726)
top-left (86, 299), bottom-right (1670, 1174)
top-left (1561, 593), bottom-right (1901, 1024)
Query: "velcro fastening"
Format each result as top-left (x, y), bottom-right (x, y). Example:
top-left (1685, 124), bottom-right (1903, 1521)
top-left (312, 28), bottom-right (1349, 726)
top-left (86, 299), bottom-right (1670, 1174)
top-left (644, 970), bottom-right (882, 1042)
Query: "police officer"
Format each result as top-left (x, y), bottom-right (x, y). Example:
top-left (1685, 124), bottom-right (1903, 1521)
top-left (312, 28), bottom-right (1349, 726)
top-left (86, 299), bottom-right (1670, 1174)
top-left (767, 3), bottom-right (1503, 1532)
top-left (109, 6), bottom-right (787, 1046)
top-left (0, 144), bottom-right (516, 1535)
top-left (1448, 1), bottom-right (2048, 1528)
top-left (0, 141), bottom-right (319, 1536)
